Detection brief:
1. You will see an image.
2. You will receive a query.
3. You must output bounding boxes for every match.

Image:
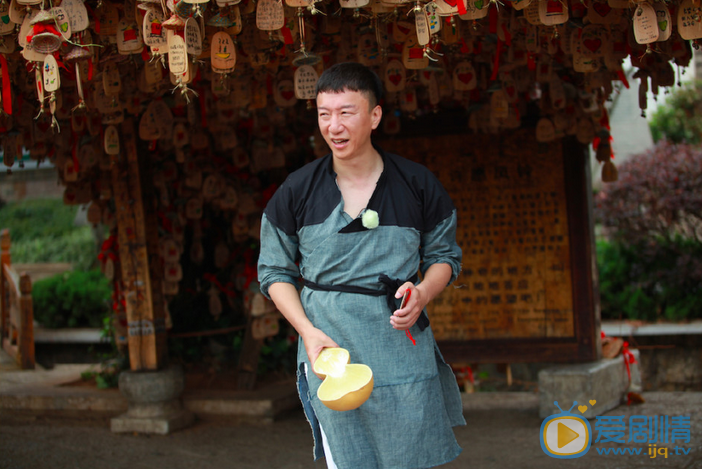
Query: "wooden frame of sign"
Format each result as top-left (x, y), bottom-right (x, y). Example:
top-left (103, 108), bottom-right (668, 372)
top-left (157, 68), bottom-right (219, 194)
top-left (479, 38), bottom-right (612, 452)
top-left (379, 129), bottom-right (601, 364)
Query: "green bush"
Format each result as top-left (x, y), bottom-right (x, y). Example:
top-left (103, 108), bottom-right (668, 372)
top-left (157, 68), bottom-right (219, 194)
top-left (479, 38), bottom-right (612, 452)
top-left (32, 270), bottom-right (112, 328)
top-left (0, 199), bottom-right (98, 271)
top-left (596, 239), bottom-right (702, 322)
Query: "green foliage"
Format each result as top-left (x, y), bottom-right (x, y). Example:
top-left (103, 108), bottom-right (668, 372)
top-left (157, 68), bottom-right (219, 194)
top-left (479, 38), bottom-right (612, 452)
top-left (649, 80), bottom-right (702, 145)
top-left (595, 142), bottom-right (702, 322)
top-left (0, 199), bottom-right (98, 271)
top-left (596, 239), bottom-right (702, 322)
top-left (32, 270), bottom-right (112, 328)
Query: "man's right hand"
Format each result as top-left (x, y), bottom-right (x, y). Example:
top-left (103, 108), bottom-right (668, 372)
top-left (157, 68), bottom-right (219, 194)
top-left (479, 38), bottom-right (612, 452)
top-left (302, 327), bottom-right (339, 379)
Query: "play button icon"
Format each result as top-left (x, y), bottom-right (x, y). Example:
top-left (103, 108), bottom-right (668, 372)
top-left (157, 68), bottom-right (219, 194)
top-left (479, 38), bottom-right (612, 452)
top-left (558, 422), bottom-right (579, 448)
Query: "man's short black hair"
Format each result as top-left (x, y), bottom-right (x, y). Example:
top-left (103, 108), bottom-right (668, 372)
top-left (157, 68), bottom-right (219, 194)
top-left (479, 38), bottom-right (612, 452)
top-left (315, 62), bottom-right (384, 108)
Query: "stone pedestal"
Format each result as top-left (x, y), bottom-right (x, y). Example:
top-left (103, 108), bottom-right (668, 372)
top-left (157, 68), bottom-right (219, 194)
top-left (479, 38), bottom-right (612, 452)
top-left (111, 364), bottom-right (194, 435)
top-left (538, 350), bottom-right (641, 419)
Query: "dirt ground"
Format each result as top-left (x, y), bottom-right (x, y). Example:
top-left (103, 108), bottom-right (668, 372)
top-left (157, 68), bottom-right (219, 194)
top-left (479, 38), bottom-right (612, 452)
top-left (1, 392), bottom-right (701, 469)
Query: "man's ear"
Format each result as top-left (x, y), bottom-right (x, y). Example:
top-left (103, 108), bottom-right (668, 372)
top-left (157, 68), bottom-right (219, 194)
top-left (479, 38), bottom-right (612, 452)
top-left (371, 105), bottom-right (382, 130)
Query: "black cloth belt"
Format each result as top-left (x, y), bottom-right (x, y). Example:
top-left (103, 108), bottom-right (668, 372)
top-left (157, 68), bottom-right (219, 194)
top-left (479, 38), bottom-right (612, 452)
top-left (302, 273), bottom-right (429, 331)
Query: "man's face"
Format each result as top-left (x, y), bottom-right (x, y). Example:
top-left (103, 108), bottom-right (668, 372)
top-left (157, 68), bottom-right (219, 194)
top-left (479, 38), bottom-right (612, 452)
top-left (316, 89), bottom-right (382, 161)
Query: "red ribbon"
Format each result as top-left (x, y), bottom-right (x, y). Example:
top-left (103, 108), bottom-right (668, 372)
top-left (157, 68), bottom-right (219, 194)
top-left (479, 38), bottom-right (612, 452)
top-left (616, 69), bottom-right (630, 89)
top-left (26, 23), bottom-right (61, 43)
top-left (204, 273), bottom-right (237, 297)
top-left (280, 26), bottom-right (294, 45)
top-left (490, 39), bottom-right (503, 81)
top-left (622, 340), bottom-right (637, 382)
top-left (0, 54), bottom-right (11, 115)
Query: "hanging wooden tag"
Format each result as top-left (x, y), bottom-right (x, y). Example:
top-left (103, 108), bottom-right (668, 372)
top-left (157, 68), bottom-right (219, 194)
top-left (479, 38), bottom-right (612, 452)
top-left (402, 34), bottom-right (429, 70)
top-left (294, 65), bottom-right (318, 100)
top-left (274, 79), bottom-right (297, 107)
top-left (384, 59), bottom-right (406, 93)
top-left (0, 3), bottom-right (15, 35)
top-left (61, 0), bottom-right (89, 32)
top-left (256, 0), bottom-right (284, 31)
top-left (512, 0), bottom-right (533, 11)
top-left (536, 117), bottom-right (556, 142)
top-left (116, 18), bottom-right (143, 54)
top-left (220, 186), bottom-right (239, 210)
top-left (426, 3), bottom-right (441, 35)
top-left (579, 24), bottom-right (608, 58)
top-left (383, 112), bottom-right (401, 135)
top-left (653, 3), bottom-right (672, 42)
top-left (95, 2), bottom-right (119, 36)
top-left (460, 0), bottom-right (489, 20)
top-left (608, 0), bottom-right (629, 8)
top-left (357, 33), bottom-right (382, 66)
top-left (164, 263), bottom-right (183, 282)
top-left (143, 8), bottom-right (167, 50)
top-left (173, 122), bottom-right (189, 148)
top-left (576, 117), bottom-right (595, 144)
top-left (587, 0), bottom-right (621, 24)
top-left (549, 78), bottom-right (566, 109)
top-left (340, 0), bottom-right (370, 7)
top-left (8, 0), bottom-right (26, 25)
top-left (538, 0), bottom-right (569, 25)
top-left (104, 125), bottom-right (120, 155)
top-left (415, 9), bottom-right (431, 45)
top-left (143, 59), bottom-right (163, 85)
top-left (50, 6), bottom-right (72, 40)
top-left (64, 160), bottom-right (78, 182)
top-left (399, 89), bottom-right (418, 112)
top-left (633, 3), bottom-right (659, 44)
top-left (524, 1), bottom-right (542, 25)
top-left (677, 0), bottom-right (702, 40)
top-left (433, 0), bottom-right (456, 16)
top-left (392, 21), bottom-right (414, 42)
top-left (168, 32), bottom-right (187, 75)
top-left (185, 198), bottom-right (203, 220)
top-left (103, 62), bottom-right (121, 95)
top-left (502, 74), bottom-right (518, 103)
top-left (43, 55), bottom-right (60, 93)
top-left (203, 175), bottom-right (223, 200)
top-left (453, 61), bottom-right (477, 91)
top-left (185, 17), bottom-right (203, 56)
top-left (211, 31), bottom-right (236, 73)
top-left (18, 9), bottom-right (35, 47)
top-left (490, 89), bottom-right (509, 120)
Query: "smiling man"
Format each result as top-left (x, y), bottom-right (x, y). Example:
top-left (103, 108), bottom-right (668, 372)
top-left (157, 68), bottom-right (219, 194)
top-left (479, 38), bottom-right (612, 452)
top-left (258, 62), bottom-right (465, 469)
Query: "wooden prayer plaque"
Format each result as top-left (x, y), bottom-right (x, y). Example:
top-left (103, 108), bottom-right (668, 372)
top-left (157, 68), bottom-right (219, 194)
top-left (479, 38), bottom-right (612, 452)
top-left (385, 129), bottom-right (600, 363)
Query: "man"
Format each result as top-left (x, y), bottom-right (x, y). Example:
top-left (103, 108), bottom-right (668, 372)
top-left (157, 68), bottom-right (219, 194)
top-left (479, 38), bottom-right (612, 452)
top-left (258, 62), bottom-right (464, 468)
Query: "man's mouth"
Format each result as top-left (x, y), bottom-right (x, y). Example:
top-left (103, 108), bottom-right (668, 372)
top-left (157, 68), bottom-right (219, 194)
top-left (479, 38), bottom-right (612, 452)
top-left (331, 139), bottom-right (348, 145)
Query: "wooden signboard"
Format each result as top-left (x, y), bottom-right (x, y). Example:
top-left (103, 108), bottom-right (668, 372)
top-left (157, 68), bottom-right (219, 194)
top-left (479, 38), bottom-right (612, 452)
top-left (386, 130), bottom-right (600, 363)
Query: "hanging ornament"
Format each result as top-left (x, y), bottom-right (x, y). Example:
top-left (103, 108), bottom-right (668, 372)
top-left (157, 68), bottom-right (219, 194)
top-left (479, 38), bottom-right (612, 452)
top-left (294, 64), bottom-right (318, 107)
top-left (42, 54), bottom-right (61, 132)
top-left (116, 18), bottom-right (143, 54)
top-left (210, 31), bottom-right (236, 74)
top-left (256, 0), bottom-right (285, 31)
top-left (677, 0), bottom-right (702, 40)
top-left (384, 59), bottom-right (406, 93)
top-left (104, 125), bottom-right (120, 155)
top-left (633, 3), bottom-right (659, 44)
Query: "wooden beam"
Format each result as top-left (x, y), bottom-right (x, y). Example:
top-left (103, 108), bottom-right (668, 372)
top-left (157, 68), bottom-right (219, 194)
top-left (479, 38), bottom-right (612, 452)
top-left (110, 119), bottom-right (167, 371)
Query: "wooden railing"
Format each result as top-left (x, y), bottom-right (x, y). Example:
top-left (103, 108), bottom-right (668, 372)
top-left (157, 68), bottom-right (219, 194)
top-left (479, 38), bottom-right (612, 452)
top-left (0, 229), bottom-right (34, 369)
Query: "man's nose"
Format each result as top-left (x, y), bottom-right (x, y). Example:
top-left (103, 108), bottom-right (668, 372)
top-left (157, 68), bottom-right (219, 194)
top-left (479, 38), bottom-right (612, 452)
top-left (329, 114), bottom-right (343, 132)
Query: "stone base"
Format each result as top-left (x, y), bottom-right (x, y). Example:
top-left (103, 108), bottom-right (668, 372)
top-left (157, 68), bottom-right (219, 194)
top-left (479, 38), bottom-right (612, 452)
top-left (110, 364), bottom-right (194, 435)
top-left (111, 409), bottom-right (194, 435)
top-left (538, 350), bottom-right (641, 419)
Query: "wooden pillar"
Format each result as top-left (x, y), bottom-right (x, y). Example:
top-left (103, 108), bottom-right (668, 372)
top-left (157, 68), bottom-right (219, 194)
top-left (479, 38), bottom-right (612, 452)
top-left (110, 119), bottom-right (167, 371)
top-left (17, 273), bottom-right (34, 370)
top-left (0, 229), bottom-right (10, 341)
